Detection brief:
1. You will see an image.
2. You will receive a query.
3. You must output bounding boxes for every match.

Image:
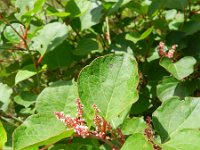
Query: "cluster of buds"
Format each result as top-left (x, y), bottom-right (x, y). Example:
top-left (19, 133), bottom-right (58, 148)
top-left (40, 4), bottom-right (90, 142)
top-left (144, 116), bottom-right (162, 150)
top-left (55, 99), bottom-right (125, 149)
top-left (54, 99), bottom-right (89, 138)
top-left (158, 42), bottom-right (177, 58)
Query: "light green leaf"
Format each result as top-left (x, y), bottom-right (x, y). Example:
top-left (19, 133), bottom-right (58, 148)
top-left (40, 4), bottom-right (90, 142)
top-left (78, 54), bottom-right (139, 128)
top-left (153, 97), bottom-right (200, 143)
top-left (24, 0), bottom-right (46, 16)
top-left (15, 0), bottom-right (37, 20)
top-left (0, 83), bottom-right (12, 111)
top-left (121, 133), bottom-right (153, 150)
top-left (47, 12), bottom-right (71, 17)
top-left (73, 38), bottom-right (99, 56)
top-left (79, 1), bottom-right (103, 30)
top-left (157, 76), bottom-right (197, 102)
top-left (0, 121), bottom-right (7, 149)
top-left (36, 80), bottom-right (78, 116)
top-left (14, 91), bottom-right (37, 108)
top-left (121, 117), bottom-right (147, 135)
top-left (163, 129), bottom-right (200, 150)
top-left (15, 64), bottom-right (37, 84)
top-left (66, 0), bottom-right (103, 30)
top-left (159, 57), bottom-right (196, 80)
top-left (13, 113), bottom-right (74, 150)
top-left (30, 22), bottom-right (69, 56)
top-left (125, 27), bottom-right (153, 44)
top-left (3, 23), bottom-right (25, 43)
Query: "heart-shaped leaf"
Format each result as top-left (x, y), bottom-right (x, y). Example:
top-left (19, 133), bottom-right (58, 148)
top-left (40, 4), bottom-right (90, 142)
top-left (78, 54), bottom-right (139, 127)
top-left (13, 113), bottom-right (74, 150)
top-left (121, 117), bottom-right (147, 135)
top-left (157, 76), bottom-right (197, 102)
top-left (121, 133), bottom-right (153, 150)
top-left (159, 56), bottom-right (196, 80)
top-left (3, 23), bottom-right (24, 43)
top-left (30, 22), bottom-right (69, 56)
top-left (15, 64), bottom-right (37, 84)
top-left (162, 129), bottom-right (200, 150)
top-left (153, 97), bottom-right (200, 143)
top-left (36, 80), bottom-right (78, 116)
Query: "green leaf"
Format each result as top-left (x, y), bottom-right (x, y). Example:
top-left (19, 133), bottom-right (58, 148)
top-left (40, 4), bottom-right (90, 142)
top-left (3, 23), bottom-right (25, 43)
top-left (42, 42), bottom-right (79, 70)
top-left (107, 0), bottom-right (132, 15)
top-left (162, 129), bottom-right (200, 150)
top-left (157, 76), bottom-right (197, 102)
top-left (121, 117), bottom-right (147, 135)
top-left (125, 27), bottom-right (153, 44)
top-left (121, 133), bottom-right (153, 150)
top-left (14, 91), bottom-right (37, 108)
top-left (15, 64), bottom-right (37, 84)
top-left (66, 0), bottom-right (103, 30)
top-left (153, 97), bottom-right (200, 143)
top-left (24, 0), bottom-right (46, 16)
top-left (78, 54), bottom-right (139, 127)
top-left (159, 57), bottom-right (196, 80)
top-left (30, 22), bottom-right (69, 56)
top-left (47, 12), bottom-right (71, 17)
top-left (148, 0), bottom-right (188, 16)
top-left (0, 121), bottom-right (7, 149)
top-left (13, 113), bottom-right (74, 150)
top-left (182, 21), bottom-right (200, 35)
top-left (15, 0), bottom-right (37, 20)
top-left (73, 38), bottom-right (99, 56)
top-left (79, 1), bottom-right (103, 30)
top-left (36, 80), bottom-right (78, 116)
top-left (0, 83), bottom-right (12, 111)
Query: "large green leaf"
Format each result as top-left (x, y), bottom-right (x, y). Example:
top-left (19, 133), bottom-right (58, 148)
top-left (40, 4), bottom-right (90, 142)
top-left (78, 54), bottom-right (139, 127)
top-left (157, 76), bottom-right (197, 102)
top-left (72, 38), bottom-right (99, 56)
top-left (13, 113), bottom-right (74, 150)
top-left (15, 64), bottom-right (37, 84)
top-left (3, 23), bottom-right (25, 43)
top-left (121, 117), bottom-right (147, 135)
top-left (153, 97), bottom-right (200, 143)
top-left (159, 57), bottom-right (196, 80)
top-left (0, 121), bottom-right (7, 149)
top-left (30, 22), bottom-right (69, 56)
top-left (36, 80), bottom-right (78, 116)
top-left (162, 129), bottom-right (200, 150)
top-left (121, 133), bottom-right (153, 150)
top-left (0, 83), bottom-right (12, 111)
top-left (42, 42), bottom-right (79, 70)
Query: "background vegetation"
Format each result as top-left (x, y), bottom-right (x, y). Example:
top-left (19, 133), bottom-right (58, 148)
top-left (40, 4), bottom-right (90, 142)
top-left (0, 0), bottom-right (200, 150)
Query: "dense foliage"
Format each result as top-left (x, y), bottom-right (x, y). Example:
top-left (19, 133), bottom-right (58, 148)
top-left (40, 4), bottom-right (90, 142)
top-left (0, 0), bottom-right (200, 149)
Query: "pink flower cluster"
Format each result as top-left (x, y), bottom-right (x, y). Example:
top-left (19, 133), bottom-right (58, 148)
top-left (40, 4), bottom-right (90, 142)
top-left (54, 99), bottom-right (89, 138)
top-left (54, 99), bottom-right (125, 147)
top-left (158, 42), bottom-right (177, 58)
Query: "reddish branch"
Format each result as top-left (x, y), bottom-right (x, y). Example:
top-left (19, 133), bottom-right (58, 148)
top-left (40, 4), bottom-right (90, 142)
top-left (144, 116), bottom-right (162, 150)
